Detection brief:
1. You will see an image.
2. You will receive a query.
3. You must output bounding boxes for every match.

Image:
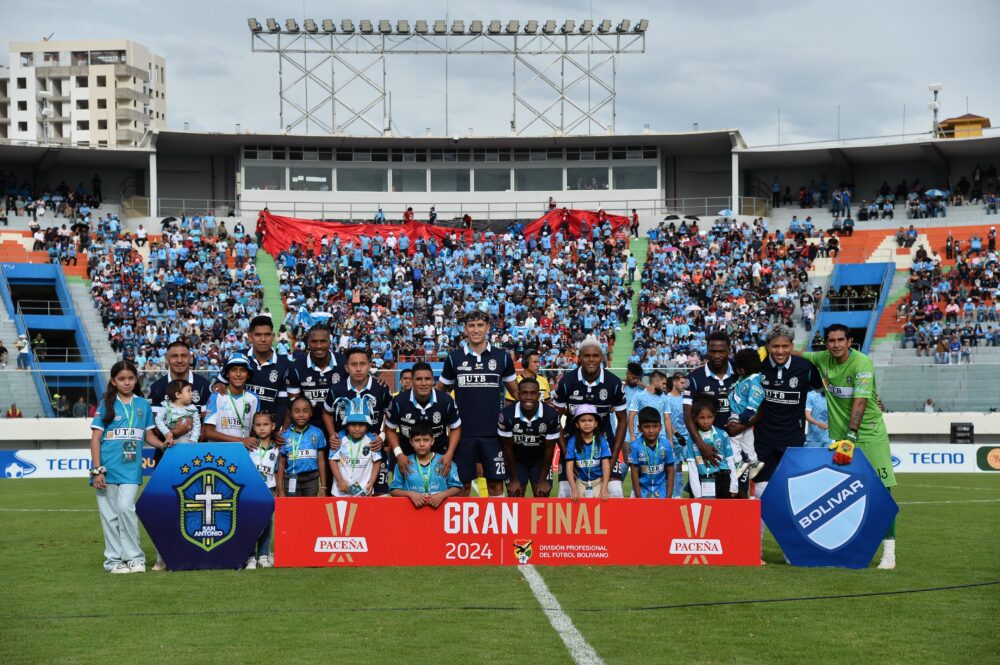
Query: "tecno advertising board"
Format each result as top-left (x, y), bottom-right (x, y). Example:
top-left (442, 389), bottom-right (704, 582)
top-left (889, 444), bottom-right (976, 473)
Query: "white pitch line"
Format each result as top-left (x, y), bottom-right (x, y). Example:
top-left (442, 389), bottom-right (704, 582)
top-left (897, 499), bottom-right (1000, 505)
top-left (520, 565), bottom-right (605, 665)
top-left (903, 484), bottom-right (1000, 492)
top-left (0, 508), bottom-right (91, 512)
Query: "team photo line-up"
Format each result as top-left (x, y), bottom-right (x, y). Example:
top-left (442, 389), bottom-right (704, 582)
top-left (89, 312), bottom-right (896, 573)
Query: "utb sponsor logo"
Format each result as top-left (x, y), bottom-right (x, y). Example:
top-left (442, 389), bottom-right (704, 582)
top-left (977, 446), bottom-right (1000, 471)
top-left (317, 500), bottom-right (368, 563)
top-left (670, 502), bottom-right (723, 564)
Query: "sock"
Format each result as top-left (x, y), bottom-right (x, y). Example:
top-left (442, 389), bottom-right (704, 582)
top-left (885, 516), bottom-right (897, 540)
top-left (881, 539), bottom-right (896, 558)
top-left (753, 481), bottom-right (768, 538)
top-left (475, 477), bottom-right (488, 497)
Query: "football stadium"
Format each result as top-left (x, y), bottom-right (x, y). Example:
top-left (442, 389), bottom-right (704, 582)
top-left (0, 5), bottom-right (997, 664)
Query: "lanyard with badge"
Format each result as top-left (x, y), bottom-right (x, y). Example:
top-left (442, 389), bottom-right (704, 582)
top-left (228, 391), bottom-right (246, 432)
top-left (117, 396), bottom-right (138, 463)
top-left (287, 428), bottom-right (304, 496)
top-left (645, 440), bottom-right (661, 497)
top-left (345, 437), bottom-right (366, 496)
top-left (701, 430), bottom-right (717, 498)
top-left (417, 453), bottom-right (437, 497)
top-left (581, 440), bottom-right (598, 498)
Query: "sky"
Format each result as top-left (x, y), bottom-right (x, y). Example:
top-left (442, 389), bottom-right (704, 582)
top-left (3, 0), bottom-right (998, 145)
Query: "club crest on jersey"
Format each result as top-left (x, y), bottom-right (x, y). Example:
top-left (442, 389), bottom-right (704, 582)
top-left (514, 539), bottom-right (533, 564)
top-left (331, 373), bottom-right (342, 385)
top-left (787, 467), bottom-right (868, 552)
top-left (599, 388), bottom-right (608, 400)
top-left (432, 411), bottom-right (442, 424)
top-left (539, 423), bottom-right (547, 433)
top-left (789, 377), bottom-right (799, 388)
top-left (269, 370), bottom-right (279, 383)
top-left (176, 464), bottom-right (242, 552)
top-left (488, 359), bottom-right (497, 371)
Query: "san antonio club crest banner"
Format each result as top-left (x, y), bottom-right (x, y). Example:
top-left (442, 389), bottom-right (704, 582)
top-left (274, 498), bottom-right (762, 567)
top-left (136, 444), bottom-right (275, 571)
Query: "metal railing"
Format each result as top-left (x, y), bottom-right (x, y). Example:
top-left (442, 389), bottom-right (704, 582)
top-left (28, 347), bottom-right (88, 363)
top-left (154, 195), bottom-right (768, 224)
top-left (15, 299), bottom-right (65, 316)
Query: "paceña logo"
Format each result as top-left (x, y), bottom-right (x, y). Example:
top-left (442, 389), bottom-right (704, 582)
top-left (788, 467), bottom-right (868, 551)
top-left (670, 502), bottom-right (723, 564)
top-left (315, 500), bottom-right (368, 562)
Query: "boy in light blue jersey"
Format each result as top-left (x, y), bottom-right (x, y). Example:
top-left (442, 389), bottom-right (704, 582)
top-left (725, 349), bottom-right (766, 481)
top-left (390, 422), bottom-right (462, 508)
top-left (665, 373), bottom-right (688, 497)
top-left (628, 407), bottom-right (675, 498)
top-left (685, 396), bottom-right (738, 498)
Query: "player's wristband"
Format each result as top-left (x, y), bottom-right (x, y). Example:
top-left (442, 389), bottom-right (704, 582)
top-left (90, 466), bottom-right (107, 476)
top-left (393, 447), bottom-right (404, 458)
top-left (846, 430), bottom-right (858, 444)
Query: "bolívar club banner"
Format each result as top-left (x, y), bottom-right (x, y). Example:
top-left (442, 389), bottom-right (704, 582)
top-left (275, 498), bottom-right (761, 567)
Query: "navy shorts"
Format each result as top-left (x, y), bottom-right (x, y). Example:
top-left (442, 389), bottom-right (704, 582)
top-left (513, 459), bottom-right (546, 490)
top-left (455, 436), bottom-right (506, 483)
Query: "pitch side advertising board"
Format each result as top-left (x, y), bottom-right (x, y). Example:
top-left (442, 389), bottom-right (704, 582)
top-left (274, 498), bottom-right (761, 567)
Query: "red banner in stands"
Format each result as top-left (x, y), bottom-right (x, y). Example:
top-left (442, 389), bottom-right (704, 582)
top-left (521, 208), bottom-right (630, 239)
top-left (274, 498), bottom-right (761, 567)
top-left (259, 212), bottom-right (471, 256)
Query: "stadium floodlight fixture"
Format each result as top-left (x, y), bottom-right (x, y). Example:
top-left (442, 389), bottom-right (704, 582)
top-left (579, 19), bottom-right (593, 33)
top-left (488, 20), bottom-right (501, 34)
top-left (341, 19), bottom-right (355, 33)
top-left (378, 20), bottom-right (391, 33)
top-left (617, 19), bottom-right (631, 32)
top-left (634, 19), bottom-right (648, 33)
top-left (470, 20), bottom-right (483, 34)
top-left (451, 20), bottom-right (465, 34)
top-left (285, 19), bottom-right (300, 33)
top-left (321, 19), bottom-right (335, 33)
top-left (304, 19), bottom-right (318, 33)
top-left (542, 20), bottom-right (557, 34)
top-left (597, 19), bottom-right (612, 33)
top-left (433, 19), bottom-right (447, 33)
top-left (928, 101), bottom-right (940, 111)
top-left (506, 20), bottom-right (520, 34)
top-left (415, 20), bottom-right (428, 33)
top-left (524, 20), bottom-right (538, 34)
top-left (561, 20), bottom-right (575, 33)
top-left (397, 20), bottom-right (410, 34)
top-left (928, 83), bottom-right (943, 93)
top-left (36, 89), bottom-right (53, 100)
top-left (266, 18), bottom-right (280, 32)
top-left (248, 18), bottom-right (263, 33)
top-left (360, 20), bottom-right (374, 34)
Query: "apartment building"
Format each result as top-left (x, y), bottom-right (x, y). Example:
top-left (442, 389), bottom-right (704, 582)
top-left (0, 39), bottom-right (165, 146)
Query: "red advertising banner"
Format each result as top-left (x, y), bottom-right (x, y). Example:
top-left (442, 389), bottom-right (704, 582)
top-left (274, 498), bottom-right (761, 567)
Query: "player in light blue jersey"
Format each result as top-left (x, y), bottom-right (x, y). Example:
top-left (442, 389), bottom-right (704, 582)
top-left (390, 422), bottom-right (462, 508)
top-left (628, 407), bottom-right (676, 498)
top-left (627, 370), bottom-right (670, 440)
top-left (89, 361), bottom-right (164, 574)
top-left (665, 373), bottom-right (688, 497)
top-left (725, 349), bottom-right (766, 483)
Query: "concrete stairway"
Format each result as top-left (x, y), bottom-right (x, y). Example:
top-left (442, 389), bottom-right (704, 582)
top-left (66, 281), bottom-right (119, 372)
top-left (0, 300), bottom-right (48, 418)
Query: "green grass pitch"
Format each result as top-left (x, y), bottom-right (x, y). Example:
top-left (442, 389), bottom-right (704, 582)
top-left (1, 474), bottom-right (997, 664)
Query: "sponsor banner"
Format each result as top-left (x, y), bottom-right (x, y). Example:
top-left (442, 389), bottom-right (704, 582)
top-left (976, 446), bottom-right (1000, 472)
top-left (761, 448), bottom-right (899, 569)
top-left (889, 444), bottom-right (976, 473)
top-left (0, 449), bottom-right (157, 479)
top-left (135, 444), bottom-right (274, 571)
top-left (274, 498), bottom-right (761, 567)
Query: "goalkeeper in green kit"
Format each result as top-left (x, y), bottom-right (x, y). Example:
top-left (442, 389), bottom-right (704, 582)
top-left (795, 323), bottom-right (897, 569)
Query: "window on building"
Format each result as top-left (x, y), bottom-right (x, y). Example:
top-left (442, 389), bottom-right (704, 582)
top-left (612, 166), bottom-right (657, 189)
top-left (431, 169), bottom-right (471, 192)
top-left (567, 167), bottom-right (610, 191)
top-left (20, 53), bottom-right (33, 66)
top-left (17, 101), bottom-right (27, 111)
top-left (98, 120), bottom-right (107, 130)
top-left (392, 169), bottom-right (427, 192)
top-left (76, 120), bottom-right (90, 130)
top-left (473, 148), bottom-right (511, 162)
top-left (244, 165), bottom-right (287, 190)
top-left (17, 122), bottom-right (27, 132)
top-left (289, 167), bottom-right (332, 191)
top-left (337, 168), bottom-right (388, 192)
top-left (474, 169), bottom-right (511, 192)
top-left (97, 98), bottom-right (106, 109)
top-left (16, 77), bottom-right (27, 89)
top-left (514, 168), bottom-right (562, 192)
top-left (75, 76), bottom-right (88, 88)
top-left (75, 100), bottom-right (89, 110)
top-left (96, 76), bottom-right (107, 87)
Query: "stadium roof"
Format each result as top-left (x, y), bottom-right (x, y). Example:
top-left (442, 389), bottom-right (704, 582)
top-left (153, 128), bottom-right (745, 155)
top-left (0, 141), bottom-right (151, 168)
top-left (736, 132), bottom-right (1000, 169)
